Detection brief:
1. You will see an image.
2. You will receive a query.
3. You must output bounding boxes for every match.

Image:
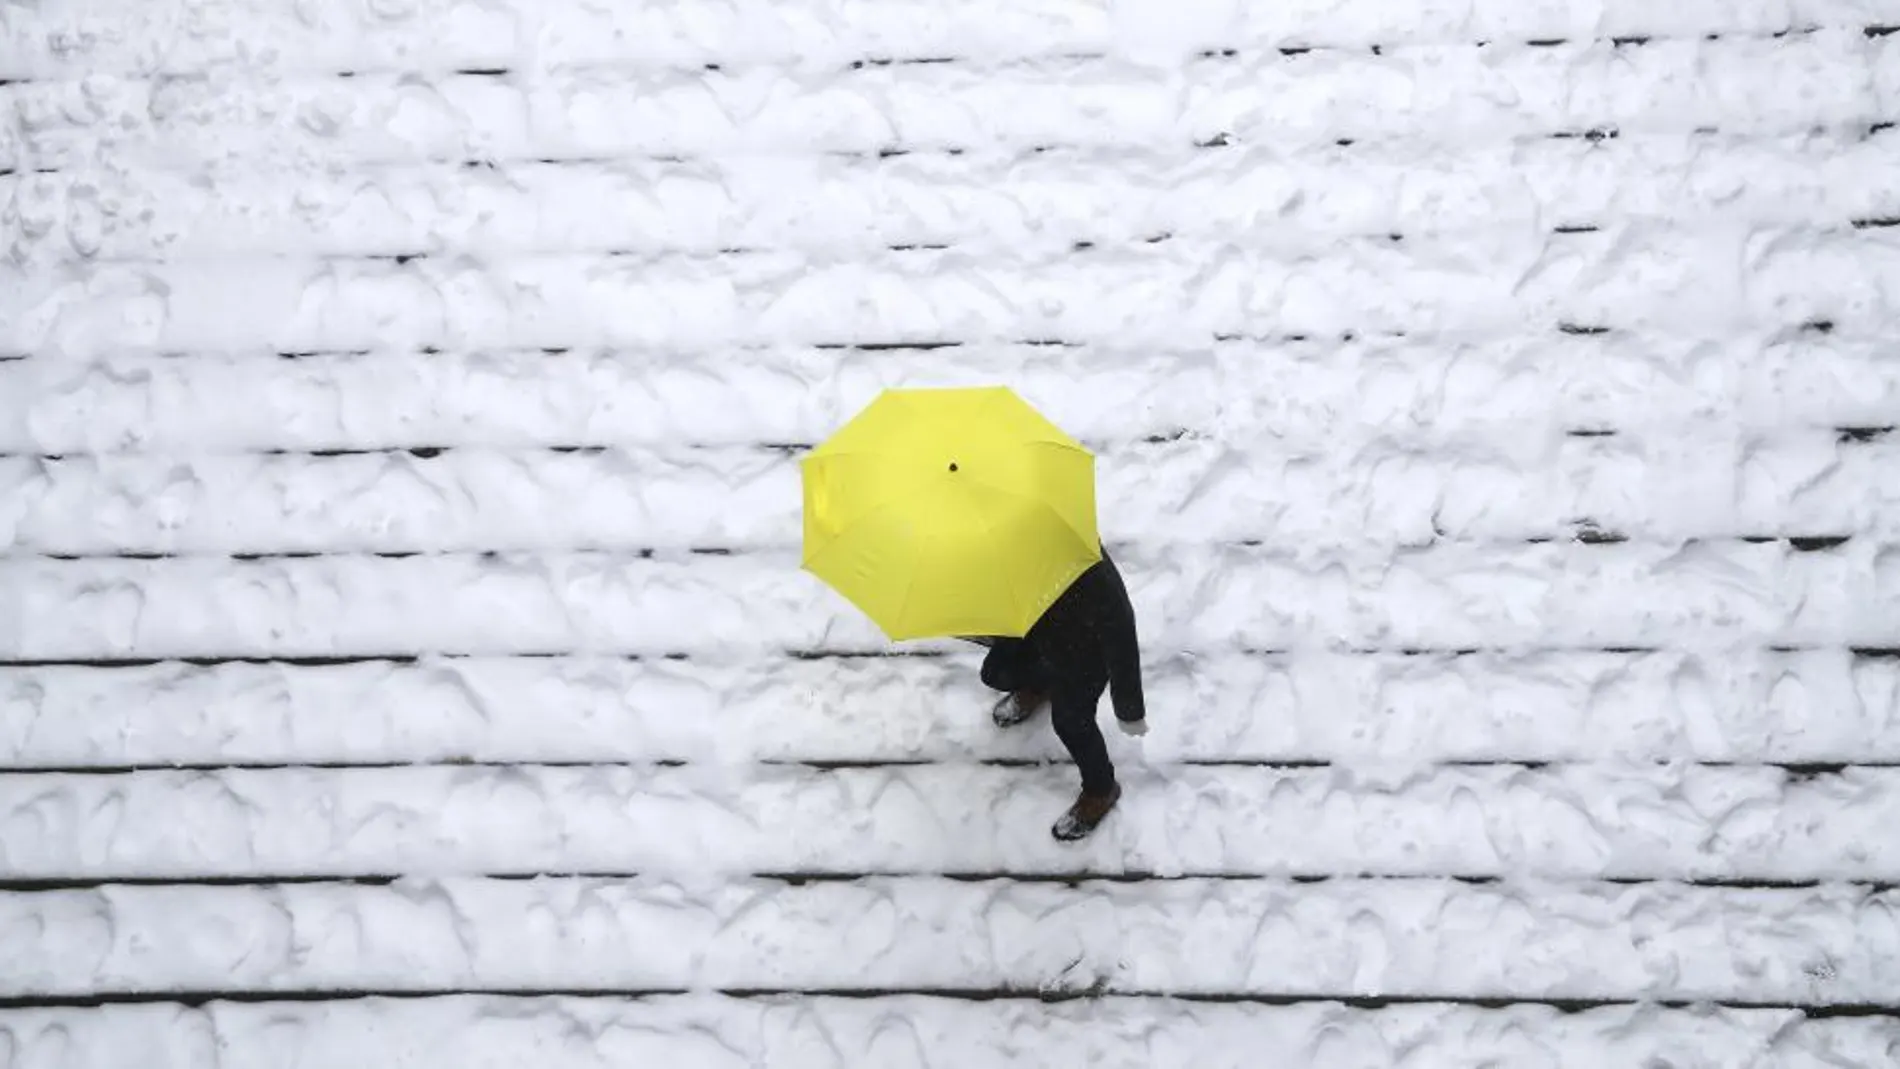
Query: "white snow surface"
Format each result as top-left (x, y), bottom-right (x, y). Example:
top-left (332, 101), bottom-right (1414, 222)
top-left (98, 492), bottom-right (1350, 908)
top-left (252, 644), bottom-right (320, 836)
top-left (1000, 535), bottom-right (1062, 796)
top-left (5, 0), bottom-right (1900, 1066)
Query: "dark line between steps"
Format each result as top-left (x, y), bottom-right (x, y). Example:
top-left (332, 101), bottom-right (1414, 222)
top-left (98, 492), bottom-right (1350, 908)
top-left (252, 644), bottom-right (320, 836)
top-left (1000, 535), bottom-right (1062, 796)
top-left (4, 758), bottom-right (1898, 777)
top-left (19, 419), bottom-right (1900, 461)
top-left (21, 316), bottom-right (1877, 369)
top-left (2, 24), bottom-right (1856, 94)
top-left (9, 190), bottom-right (1680, 269)
top-left (19, 432), bottom-right (1216, 462)
top-left (360, 243), bottom-right (1021, 264)
top-left (31, 215), bottom-right (1697, 271)
top-left (0, 874), bottom-right (406, 890)
top-left (0, 986), bottom-right (1892, 1016)
top-left (848, 56), bottom-right (963, 69)
top-left (0, 988), bottom-right (693, 1011)
top-left (12, 645), bottom-right (1900, 670)
top-left (16, 111), bottom-right (1892, 179)
top-left (813, 340), bottom-right (963, 351)
top-left (1838, 426), bottom-right (1894, 442)
top-left (725, 989), bottom-right (1900, 1017)
top-left (0, 872), bottom-right (1889, 894)
top-left (7, 532), bottom-right (1875, 564)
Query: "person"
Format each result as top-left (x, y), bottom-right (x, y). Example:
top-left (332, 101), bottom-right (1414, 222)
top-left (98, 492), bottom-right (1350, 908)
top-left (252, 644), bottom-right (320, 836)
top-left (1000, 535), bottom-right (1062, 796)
top-left (967, 546), bottom-right (1147, 841)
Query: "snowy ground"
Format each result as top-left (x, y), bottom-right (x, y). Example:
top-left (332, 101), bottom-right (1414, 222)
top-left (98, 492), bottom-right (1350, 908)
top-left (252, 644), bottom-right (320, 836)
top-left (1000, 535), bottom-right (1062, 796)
top-left (5, 0), bottom-right (1900, 1066)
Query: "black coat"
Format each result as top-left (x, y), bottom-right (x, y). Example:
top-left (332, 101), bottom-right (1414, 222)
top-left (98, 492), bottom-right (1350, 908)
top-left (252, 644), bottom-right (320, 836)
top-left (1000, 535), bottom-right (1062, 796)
top-left (970, 549), bottom-right (1147, 724)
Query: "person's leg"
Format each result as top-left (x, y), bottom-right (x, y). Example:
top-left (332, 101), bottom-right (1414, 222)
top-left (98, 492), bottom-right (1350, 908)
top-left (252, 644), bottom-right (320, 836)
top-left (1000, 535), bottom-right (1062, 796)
top-left (1047, 674), bottom-right (1121, 840)
top-left (1049, 684), bottom-right (1115, 795)
top-left (982, 640), bottom-right (1051, 727)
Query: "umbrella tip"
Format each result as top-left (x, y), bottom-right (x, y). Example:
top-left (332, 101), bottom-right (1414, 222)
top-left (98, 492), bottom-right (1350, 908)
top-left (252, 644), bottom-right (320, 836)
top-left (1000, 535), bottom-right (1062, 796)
top-left (949, 462), bottom-right (959, 472)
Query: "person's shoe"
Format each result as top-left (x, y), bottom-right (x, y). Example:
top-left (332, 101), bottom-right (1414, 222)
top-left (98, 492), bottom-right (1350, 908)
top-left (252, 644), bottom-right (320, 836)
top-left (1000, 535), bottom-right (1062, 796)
top-left (1052, 783), bottom-right (1122, 841)
top-left (991, 689), bottom-right (1047, 728)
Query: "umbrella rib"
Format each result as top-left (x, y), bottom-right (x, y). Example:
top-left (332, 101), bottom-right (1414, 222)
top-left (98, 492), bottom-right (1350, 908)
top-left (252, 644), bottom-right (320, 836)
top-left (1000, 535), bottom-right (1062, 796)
top-left (955, 469), bottom-right (1088, 542)
top-left (1027, 437), bottom-right (1091, 454)
top-left (968, 487), bottom-right (1027, 635)
top-left (892, 519), bottom-right (933, 638)
top-left (1037, 496), bottom-right (1101, 562)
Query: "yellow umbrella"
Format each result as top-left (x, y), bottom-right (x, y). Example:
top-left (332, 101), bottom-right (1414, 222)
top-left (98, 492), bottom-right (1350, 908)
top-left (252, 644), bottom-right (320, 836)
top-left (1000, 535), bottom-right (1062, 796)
top-left (801, 385), bottom-right (1102, 641)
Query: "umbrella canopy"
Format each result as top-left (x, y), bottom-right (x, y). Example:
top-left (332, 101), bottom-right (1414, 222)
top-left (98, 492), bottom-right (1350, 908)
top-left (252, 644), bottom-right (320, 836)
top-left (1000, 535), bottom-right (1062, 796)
top-left (801, 386), bottom-right (1102, 641)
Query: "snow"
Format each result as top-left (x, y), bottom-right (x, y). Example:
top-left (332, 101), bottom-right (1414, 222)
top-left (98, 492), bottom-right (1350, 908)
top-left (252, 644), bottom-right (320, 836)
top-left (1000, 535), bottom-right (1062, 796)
top-left (7, 36), bottom-right (1899, 171)
top-left (11, 137), bottom-right (1900, 266)
top-left (5, 0), bottom-right (1900, 1063)
top-left (3, 998), bottom-right (1899, 1069)
top-left (4, 877), bottom-right (1894, 1002)
top-left (6, 648), bottom-right (1900, 767)
top-left (5, 334), bottom-right (1898, 456)
top-left (7, 763), bottom-right (1900, 882)
top-left (4, 0), bottom-right (1896, 78)
top-left (10, 133), bottom-right (1900, 268)
top-left (6, 226), bottom-right (1900, 359)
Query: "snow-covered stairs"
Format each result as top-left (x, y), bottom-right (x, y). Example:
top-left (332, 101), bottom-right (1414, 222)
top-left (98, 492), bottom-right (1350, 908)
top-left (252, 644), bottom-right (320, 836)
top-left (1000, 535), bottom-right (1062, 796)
top-left (5, 0), bottom-right (1900, 1065)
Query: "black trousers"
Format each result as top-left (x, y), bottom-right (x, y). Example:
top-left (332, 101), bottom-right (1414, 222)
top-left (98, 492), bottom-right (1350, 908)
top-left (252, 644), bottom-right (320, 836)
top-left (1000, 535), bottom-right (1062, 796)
top-left (980, 641), bottom-right (1116, 795)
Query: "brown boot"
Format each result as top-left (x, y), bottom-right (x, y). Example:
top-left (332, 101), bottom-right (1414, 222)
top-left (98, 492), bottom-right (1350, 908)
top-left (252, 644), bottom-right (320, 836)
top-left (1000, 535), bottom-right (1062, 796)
top-left (1052, 782), bottom-right (1121, 841)
top-left (991, 689), bottom-right (1047, 728)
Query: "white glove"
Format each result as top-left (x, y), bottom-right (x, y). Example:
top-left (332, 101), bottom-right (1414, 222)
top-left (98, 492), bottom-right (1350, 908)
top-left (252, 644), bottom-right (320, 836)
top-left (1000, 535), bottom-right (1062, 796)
top-left (1118, 718), bottom-right (1148, 737)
